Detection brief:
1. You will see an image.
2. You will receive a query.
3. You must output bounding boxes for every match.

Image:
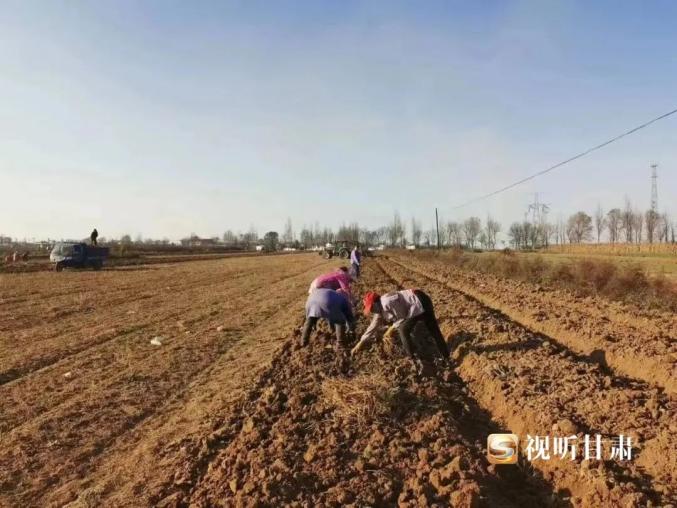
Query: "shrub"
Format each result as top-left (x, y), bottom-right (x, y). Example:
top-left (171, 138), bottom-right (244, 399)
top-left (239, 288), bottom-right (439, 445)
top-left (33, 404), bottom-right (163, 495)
top-left (413, 250), bottom-right (677, 312)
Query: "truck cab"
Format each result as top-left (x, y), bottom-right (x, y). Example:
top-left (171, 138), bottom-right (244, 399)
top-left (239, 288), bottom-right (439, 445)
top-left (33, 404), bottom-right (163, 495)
top-left (50, 242), bottom-right (109, 271)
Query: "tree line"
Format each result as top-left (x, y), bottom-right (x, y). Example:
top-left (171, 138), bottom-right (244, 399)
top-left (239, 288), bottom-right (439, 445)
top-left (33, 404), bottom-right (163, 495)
top-left (507, 198), bottom-right (674, 249)
top-left (99, 197), bottom-right (676, 251)
top-left (249, 213), bottom-right (503, 251)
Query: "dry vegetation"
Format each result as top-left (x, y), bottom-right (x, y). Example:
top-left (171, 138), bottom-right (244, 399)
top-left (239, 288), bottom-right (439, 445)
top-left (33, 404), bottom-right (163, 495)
top-left (411, 248), bottom-right (677, 312)
top-left (547, 243), bottom-right (677, 256)
top-left (321, 373), bottom-right (409, 427)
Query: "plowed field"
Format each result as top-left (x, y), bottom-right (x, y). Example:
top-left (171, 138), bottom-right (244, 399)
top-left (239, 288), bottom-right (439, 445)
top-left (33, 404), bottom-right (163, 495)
top-left (1, 253), bottom-right (674, 507)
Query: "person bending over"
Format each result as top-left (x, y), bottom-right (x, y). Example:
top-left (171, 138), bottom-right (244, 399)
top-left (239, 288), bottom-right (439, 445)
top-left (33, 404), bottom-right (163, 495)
top-left (351, 289), bottom-right (449, 371)
top-left (308, 266), bottom-right (354, 299)
top-left (301, 288), bottom-right (356, 359)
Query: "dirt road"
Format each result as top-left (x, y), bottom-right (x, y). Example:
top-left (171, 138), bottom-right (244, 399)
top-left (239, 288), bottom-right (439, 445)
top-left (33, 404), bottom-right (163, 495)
top-left (1, 253), bottom-right (674, 506)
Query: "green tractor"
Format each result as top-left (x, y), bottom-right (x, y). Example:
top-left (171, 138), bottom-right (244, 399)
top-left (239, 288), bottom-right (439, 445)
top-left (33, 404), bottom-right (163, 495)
top-left (319, 240), bottom-right (353, 260)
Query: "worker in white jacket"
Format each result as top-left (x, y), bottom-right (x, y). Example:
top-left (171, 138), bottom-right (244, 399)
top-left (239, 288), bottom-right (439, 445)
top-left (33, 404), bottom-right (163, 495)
top-left (351, 289), bottom-right (450, 367)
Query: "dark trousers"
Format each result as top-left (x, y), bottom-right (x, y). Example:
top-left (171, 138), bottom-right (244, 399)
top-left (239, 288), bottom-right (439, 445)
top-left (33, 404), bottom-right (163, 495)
top-left (350, 263), bottom-right (360, 279)
top-left (397, 290), bottom-right (449, 359)
top-left (301, 317), bottom-right (349, 352)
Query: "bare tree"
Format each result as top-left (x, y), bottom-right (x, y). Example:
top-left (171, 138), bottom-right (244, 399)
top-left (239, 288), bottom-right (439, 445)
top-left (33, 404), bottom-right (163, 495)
top-left (374, 226), bottom-right (388, 246)
top-left (607, 208), bottom-right (622, 243)
top-left (422, 229), bottom-right (433, 247)
top-left (485, 216), bottom-right (501, 250)
top-left (594, 204), bottom-right (606, 244)
top-left (542, 222), bottom-right (556, 248)
top-left (463, 217), bottom-right (482, 249)
top-left (282, 217), bottom-right (294, 246)
top-left (247, 225), bottom-right (258, 244)
top-left (447, 222), bottom-right (463, 246)
top-left (567, 211), bottom-right (593, 244)
top-left (478, 231), bottom-right (489, 249)
top-left (437, 218), bottom-right (450, 246)
top-left (508, 222), bottom-right (523, 249)
top-left (621, 197), bottom-right (634, 243)
top-left (555, 216), bottom-right (567, 245)
top-left (410, 217), bottom-right (422, 246)
top-left (645, 210), bottom-right (660, 243)
top-left (299, 227), bottom-right (313, 248)
top-left (223, 230), bottom-right (237, 245)
top-left (657, 212), bottom-right (669, 242)
top-left (337, 222), bottom-right (360, 243)
top-left (388, 212), bottom-right (405, 247)
top-left (632, 211), bottom-right (643, 244)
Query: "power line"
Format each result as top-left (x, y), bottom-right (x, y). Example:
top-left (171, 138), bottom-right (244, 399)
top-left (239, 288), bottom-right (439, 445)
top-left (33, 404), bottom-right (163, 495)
top-left (452, 107), bottom-right (677, 209)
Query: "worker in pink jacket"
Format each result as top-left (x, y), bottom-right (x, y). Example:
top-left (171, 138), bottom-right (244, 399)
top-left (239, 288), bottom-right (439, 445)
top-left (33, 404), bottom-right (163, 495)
top-left (308, 266), bottom-right (354, 299)
top-left (351, 289), bottom-right (450, 371)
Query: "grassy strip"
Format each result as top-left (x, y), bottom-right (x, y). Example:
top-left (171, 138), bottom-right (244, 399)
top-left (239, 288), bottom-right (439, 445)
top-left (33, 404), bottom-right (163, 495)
top-left (410, 249), bottom-right (677, 312)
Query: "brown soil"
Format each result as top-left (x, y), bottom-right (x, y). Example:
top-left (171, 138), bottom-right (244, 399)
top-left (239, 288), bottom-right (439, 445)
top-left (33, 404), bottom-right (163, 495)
top-left (377, 254), bottom-right (676, 505)
top-left (0, 254), bottom-right (331, 506)
top-left (1, 253), bottom-right (674, 507)
top-left (389, 252), bottom-right (677, 393)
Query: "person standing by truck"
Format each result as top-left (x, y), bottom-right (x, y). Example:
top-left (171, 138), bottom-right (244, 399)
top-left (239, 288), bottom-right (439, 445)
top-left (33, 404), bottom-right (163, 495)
top-left (351, 289), bottom-right (450, 372)
top-left (90, 228), bottom-right (99, 246)
top-left (350, 245), bottom-right (361, 278)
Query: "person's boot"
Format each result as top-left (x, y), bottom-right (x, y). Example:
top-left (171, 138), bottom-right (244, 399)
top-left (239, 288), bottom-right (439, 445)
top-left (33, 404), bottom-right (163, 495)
top-left (300, 319), bottom-right (313, 347)
top-left (335, 325), bottom-right (350, 374)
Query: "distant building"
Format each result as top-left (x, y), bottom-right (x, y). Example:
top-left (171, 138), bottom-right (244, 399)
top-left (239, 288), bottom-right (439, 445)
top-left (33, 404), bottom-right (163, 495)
top-left (0, 236), bottom-right (12, 246)
top-left (180, 236), bottom-right (219, 247)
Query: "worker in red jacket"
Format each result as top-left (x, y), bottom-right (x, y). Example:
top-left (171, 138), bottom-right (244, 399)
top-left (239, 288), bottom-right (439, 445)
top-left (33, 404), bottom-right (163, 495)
top-left (351, 289), bottom-right (449, 371)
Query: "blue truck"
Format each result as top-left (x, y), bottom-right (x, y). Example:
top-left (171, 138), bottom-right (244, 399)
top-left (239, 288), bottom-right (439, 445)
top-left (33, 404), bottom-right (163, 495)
top-left (50, 242), bottom-right (109, 271)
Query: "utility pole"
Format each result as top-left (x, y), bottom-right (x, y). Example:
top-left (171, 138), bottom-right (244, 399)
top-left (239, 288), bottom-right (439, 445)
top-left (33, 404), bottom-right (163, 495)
top-left (435, 208), bottom-right (440, 250)
top-left (650, 163), bottom-right (658, 213)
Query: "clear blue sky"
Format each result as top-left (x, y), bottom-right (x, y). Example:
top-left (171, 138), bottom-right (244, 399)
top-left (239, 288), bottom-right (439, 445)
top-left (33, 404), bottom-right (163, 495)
top-left (1, 0), bottom-right (676, 240)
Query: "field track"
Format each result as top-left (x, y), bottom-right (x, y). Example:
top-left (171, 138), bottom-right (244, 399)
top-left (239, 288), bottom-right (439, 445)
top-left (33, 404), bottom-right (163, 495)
top-left (0, 254), bottom-right (674, 506)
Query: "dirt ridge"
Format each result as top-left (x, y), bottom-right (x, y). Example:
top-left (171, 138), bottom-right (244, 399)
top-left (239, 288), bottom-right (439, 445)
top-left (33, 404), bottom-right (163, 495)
top-left (386, 253), bottom-right (676, 394)
top-left (376, 256), bottom-right (675, 505)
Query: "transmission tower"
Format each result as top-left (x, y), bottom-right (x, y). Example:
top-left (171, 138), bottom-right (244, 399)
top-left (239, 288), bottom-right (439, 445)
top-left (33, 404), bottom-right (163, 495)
top-left (526, 193), bottom-right (550, 225)
top-left (650, 163), bottom-right (658, 213)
